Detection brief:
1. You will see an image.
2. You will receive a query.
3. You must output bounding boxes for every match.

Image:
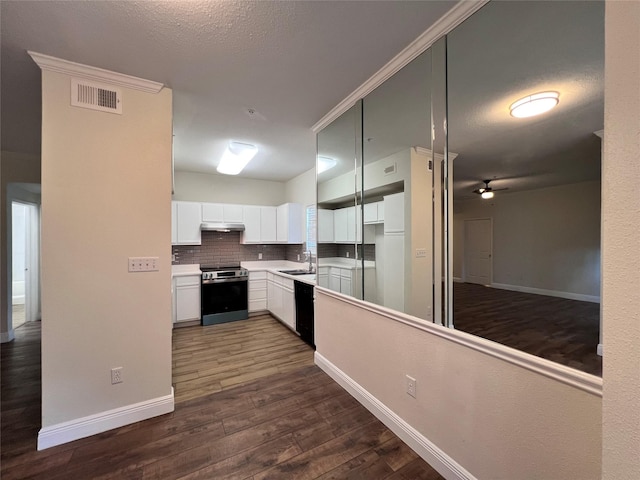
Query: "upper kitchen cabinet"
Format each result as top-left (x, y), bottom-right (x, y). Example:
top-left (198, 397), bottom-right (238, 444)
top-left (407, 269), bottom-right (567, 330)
top-left (242, 205), bottom-right (277, 244)
top-left (318, 209), bottom-right (335, 243)
top-left (202, 203), bottom-right (244, 223)
top-left (277, 203), bottom-right (302, 244)
top-left (173, 201), bottom-right (202, 245)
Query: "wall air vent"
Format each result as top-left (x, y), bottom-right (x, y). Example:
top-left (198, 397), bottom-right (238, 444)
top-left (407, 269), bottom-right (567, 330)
top-left (383, 163), bottom-right (397, 176)
top-left (71, 78), bottom-right (122, 114)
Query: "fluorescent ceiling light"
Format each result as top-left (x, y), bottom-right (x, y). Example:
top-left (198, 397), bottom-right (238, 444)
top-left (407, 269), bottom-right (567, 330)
top-left (217, 141), bottom-right (258, 175)
top-left (481, 191), bottom-right (494, 199)
top-left (317, 156), bottom-right (337, 174)
top-left (510, 91), bottom-right (559, 118)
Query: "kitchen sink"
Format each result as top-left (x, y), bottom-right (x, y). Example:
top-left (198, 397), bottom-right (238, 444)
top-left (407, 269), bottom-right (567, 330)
top-left (278, 269), bottom-right (315, 276)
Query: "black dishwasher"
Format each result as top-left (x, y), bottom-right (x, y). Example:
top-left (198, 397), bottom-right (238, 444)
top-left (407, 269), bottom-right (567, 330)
top-left (294, 281), bottom-right (315, 348)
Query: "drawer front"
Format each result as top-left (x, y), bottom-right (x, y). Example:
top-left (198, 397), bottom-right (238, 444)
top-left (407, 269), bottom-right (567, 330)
top-left (249, 299), bottom-right (268, 312)
top-left (250, 279), bottom-right (267, 290)
top-left (281, 278), bottom-right (294, 290)
top-left (249, 288), bottom-right (267, 301)
top-left (175, 275), bottom-right (200, 287)
top-left (249, 271), bottom-right (267, 280)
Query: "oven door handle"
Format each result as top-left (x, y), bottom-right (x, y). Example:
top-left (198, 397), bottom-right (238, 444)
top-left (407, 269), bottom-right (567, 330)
top-left (202, 277), bottom-right (248, 285)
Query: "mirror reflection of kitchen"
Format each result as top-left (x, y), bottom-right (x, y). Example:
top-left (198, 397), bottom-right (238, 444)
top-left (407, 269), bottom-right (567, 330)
top-left (448, 1), bottom-right (604, 376)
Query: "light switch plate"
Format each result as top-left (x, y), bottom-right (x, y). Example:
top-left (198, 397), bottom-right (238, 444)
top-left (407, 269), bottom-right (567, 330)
top-left (128, 257), bottom-right (159, 272)
top-left (416, 248), bottom-right (427, 258)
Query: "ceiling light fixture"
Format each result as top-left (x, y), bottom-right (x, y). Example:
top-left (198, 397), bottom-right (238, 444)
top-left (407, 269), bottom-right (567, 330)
top-left (481, 191), bottom-right (494, 199)
top-left (509, 91), bottom-right (559, 118)
top-left (317, 156), bottom-right (337, 174)
top-left (217, 141), bottom-right (258, 175)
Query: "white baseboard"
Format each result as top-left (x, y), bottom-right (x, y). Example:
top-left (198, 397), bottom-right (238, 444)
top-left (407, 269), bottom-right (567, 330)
top-left (597, 344), bottom-right (603, 356)
top-left (0, 330), bottom-right (15, 343)
top-left (12, 295), bottom-right (25, 304)
top-left (491, 282), bottom-right (600, 303)
top-left (37, 388), bottom-right (175, 450)
top-left (453, 277), bottom-right (464, 283)
top-left (315, 352), bottom-right (476, 480)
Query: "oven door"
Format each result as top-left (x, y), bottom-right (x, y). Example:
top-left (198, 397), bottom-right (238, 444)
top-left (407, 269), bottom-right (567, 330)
top-left (201, 277), bottom-right (248, 326)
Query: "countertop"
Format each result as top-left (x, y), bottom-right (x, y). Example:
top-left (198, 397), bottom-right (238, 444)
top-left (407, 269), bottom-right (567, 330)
top-left (241, 261), bottom-right (316, 285)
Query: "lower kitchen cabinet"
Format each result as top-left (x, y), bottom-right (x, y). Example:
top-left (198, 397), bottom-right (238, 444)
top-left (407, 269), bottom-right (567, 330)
top-left (174, 275), bottom-right (201, 324)
top-left (267, 272), bottom-right (295, 330)
top-left (248, 271), bottom-right (268, 313)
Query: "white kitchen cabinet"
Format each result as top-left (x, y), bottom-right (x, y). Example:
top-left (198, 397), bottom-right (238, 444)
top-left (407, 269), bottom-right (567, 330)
top-left (364, 201), bottom-right (384, 224)
top-left (318, 209), bottom-right (334, 243)
top-left (242, 206), bottom-right (278, 244)
top-left (317, 266), bottom-right (330, 288)
top-left (171, 202), bottom-right (177, 244)
top-left (174, 201), bottom-right (202, 245)
top-left (384, 233), bottom-right (405, 311)
top-left (260, 206), bottom-right (277, 242)
top-left (384, 193), bottom-right (404, 233)
top-left (202, 203), bottom-right (244, 223)
top-left (267, 272), bottom-right (295, 330)
top-left (174, 275), bottom-right (201, 323)
top-left (277, 203), bottom-right (302, 243)
top-left (333, 208), bottom-right (348, 243)
top-left (340, 268), bottom-right (352, 296)
top-left (249, 270), bottom-right (267, 313)
top-left (329, 269), bottom-right (341, 292)
top-left (347, 206), bottom-right (357, 242)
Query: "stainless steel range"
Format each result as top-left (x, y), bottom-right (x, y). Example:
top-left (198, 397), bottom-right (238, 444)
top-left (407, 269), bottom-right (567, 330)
top-left (200, 265), bottom-right (249, 326)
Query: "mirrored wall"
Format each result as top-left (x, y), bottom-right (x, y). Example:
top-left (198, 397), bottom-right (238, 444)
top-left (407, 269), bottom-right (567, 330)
top-left (316, 0), bottom-right (604, 377)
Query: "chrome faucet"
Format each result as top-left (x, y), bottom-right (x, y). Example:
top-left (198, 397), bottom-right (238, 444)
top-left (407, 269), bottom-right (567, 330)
top-left (304, 250), bottom-right (314, 273)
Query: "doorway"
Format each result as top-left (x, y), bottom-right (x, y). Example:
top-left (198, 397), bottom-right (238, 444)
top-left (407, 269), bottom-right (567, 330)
top-left (463, 218), bottom-right (492, 286)
top-left (11, 201), bottom-right (40, 330)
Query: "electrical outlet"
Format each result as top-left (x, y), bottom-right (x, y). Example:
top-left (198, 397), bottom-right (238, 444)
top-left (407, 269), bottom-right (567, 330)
top-left (111, 367), bottom-right (123, 384)
top-left (297, 254), bottom-right (300, 261)
top-left (128, 257), bottom-right (159, 272)
top-left (406, 375), bottom-right (416, 398)
top-left (259, 253), bottom-right (263, 260)
top-left (346, 251), bottom-right (350, 258)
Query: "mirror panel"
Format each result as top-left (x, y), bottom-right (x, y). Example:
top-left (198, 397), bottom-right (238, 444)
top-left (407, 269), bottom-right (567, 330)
top-left (446, 1), bottom-right (604, 376)
top-left (316, 103), bottom-right (361, 298)
top-left (361, 49), bottom-right (433, 317)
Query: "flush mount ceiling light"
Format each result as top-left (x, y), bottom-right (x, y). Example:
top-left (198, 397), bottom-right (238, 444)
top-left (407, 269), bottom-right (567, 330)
top-left (217, 141), bottom-right (258, 175)
top-left (317, 156), bottom-right (337, 174)
top-left (509, 91), bottom-right (559, 118)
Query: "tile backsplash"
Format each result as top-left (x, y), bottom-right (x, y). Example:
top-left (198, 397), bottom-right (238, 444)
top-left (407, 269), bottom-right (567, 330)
top-left (172, 231), bottom-right (308, 266)
top-left (319, 243), bottom-right (375, 261)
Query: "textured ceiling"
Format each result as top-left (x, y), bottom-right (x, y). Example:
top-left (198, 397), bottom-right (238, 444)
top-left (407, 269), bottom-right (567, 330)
top-left (1, 0), bottom-right (455, 182)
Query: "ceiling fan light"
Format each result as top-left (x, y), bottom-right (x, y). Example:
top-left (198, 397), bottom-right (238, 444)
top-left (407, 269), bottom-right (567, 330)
top-left (217, 141), bottom-right (258, 175)
top-left (510, 91), bottom-right (559, 118)
top-left (481, 191), bottom-right (494, 199)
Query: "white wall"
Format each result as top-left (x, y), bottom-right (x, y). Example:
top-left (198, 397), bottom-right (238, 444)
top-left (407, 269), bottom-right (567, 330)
top-left (1, 151), bottom-right (41, 342)
top-left (316, 293), bottom-right (602, 479)
top-left (454, 181), bottom-right (601, 298)
top-left (40, 70), bottom-right (173, 434)
top-left (173, 170), bottom-right (286, 205)
top-left (602, 2), bottom-right (640, 478)
top-left (285, 167), bottom-right (316, 245)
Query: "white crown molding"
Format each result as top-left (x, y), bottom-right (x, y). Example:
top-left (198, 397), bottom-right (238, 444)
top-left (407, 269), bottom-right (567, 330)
top-left (37, 388), bottom-right (174, 450)
top-left (312, 0), bottom-right (489, 133)
top-left (28, 51), bottom-right (164, 94)
top-left (315, 353), bottom-right (476, 480)
top-left (315, 287), bottom-right (603, 397)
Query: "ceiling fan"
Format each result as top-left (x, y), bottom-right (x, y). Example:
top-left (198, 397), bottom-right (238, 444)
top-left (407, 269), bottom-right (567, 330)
top-left (473, 179), bottom-right (508, 199)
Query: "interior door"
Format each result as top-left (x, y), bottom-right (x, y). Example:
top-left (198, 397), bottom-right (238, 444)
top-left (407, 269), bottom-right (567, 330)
top-left (464, 218), bottom-right (492, 285)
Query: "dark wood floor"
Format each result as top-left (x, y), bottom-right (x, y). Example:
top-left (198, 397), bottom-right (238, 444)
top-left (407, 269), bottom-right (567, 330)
top-left (1, 318), bottom-right (443, 479)
top-left (454, 282), bottom-right (602, 376)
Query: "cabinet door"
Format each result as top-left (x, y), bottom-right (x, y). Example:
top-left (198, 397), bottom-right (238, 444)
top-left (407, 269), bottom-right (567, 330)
top-left (171, 202), bottom-right (177, 244)
top-left (176, 202), bottom-right (202, 245)
top-left (282, 288), bottom-right (295, 329)
top-left (334, 208), bottom-right (348, 243)
top-left (363, 203), bottom-right (378, 224)
top-left (261, 206), bottom-right (277, 242)
top-left (329, 270), bottom-right (341, 292)
top-left (340, 269), bottom-right (352, 296)
top-left (277, 204), bottom-right (288, 242)
top-left (384, 193), bottom-right (404, 233)
top-left (384, 233), bottom-right (405, 311)
top-left (318, 209), bottom-right (334, 243)
top-left (377, 201), bottom-right (384, 222)
top-left (176, 285), bottom-right (201, 322)
top-left (346, 206), bottom-right (356, 242)
top-left (202, 203), bottom-right (224, 222)
top-left (242, 206), bottom-right (261, 243)
top-left (276, 203), bottom-right (302, 243)
top-left (223, 205), bottom-right (244, 223)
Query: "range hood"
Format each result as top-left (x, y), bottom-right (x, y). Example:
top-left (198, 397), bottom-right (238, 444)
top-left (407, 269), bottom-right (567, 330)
top-left (200, 223), bottom-right (245, 232)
